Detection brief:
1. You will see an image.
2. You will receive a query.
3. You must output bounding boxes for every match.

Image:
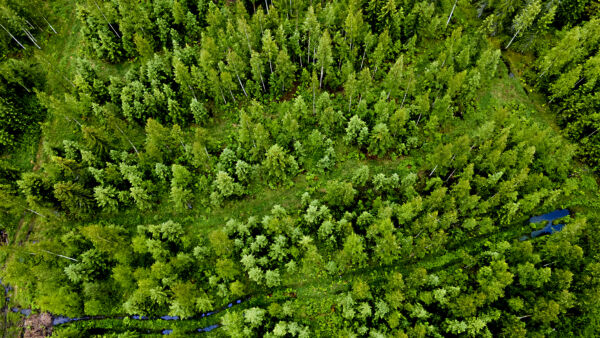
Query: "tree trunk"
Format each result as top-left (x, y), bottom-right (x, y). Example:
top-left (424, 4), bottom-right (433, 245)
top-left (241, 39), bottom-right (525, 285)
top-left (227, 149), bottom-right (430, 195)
top-left (92, 0), bottom-right (121, 38)
top-left (25, 18), bottom-right (38, 32)
top-left (22, 28), bottom-right (36, 43)
top-left (67, 117), bottom-right (83, 128)
top-left (26, 209), bottom-right (45, 218)
top-left (260, 74), bottom-right (266, 92)
top-left (23, 29), bottom-right (41, 49)
top-left (445, 168), bottom-right (456, 182)
top-left (243, 30), bottom-right (251, 53)
top-left (320, 65), bottom-right (324, 88)
top-left (188, 84), bottom-right (197, 100)
top-left (360, 49), bottom-right (366, 70)
top-left (401, 88), bottom-right (408, 107)
top-left (0, 23), bottom-right (26, 49)
top-left (236, 74), bottom-right (248, 97)
top-left (307, 35), bottom-right (311, 64)
top-left (586, 127), bottom-right (600, 138)
top-left (220, 88), bottom-right (227, 104)
top-left (40, 249), bottom-right (78, 262)
top-left (348, 96), bottom-right (352, 113)
top-left (114, 123), bottom-right (139, 156)
top-left (429, 165), bottom-right (438, 177)
top-left (44, 59), bottom-right (76, 87)
top-left (16, 81), bottom-right (30, 93)
top-left (446, 0), bottom-right (458, 27)
top-left (505, 28), bottom-right (522, 49)
top-left (313, 82), bottom-right (316, 114)
top-left (25, 19), bottom-right (35, 30)
top-left (42, 16), bottom-right (57, 34)
top-left (45, 59), bottom-right (76, 87)
top-left (538, 60), bottom-right (555, 79)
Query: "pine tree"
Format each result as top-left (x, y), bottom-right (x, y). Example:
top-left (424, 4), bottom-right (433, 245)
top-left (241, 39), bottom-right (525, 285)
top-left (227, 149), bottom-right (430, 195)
top-left (130, 184), bottom-right (153, 211)
top-left (134, 33), bottom-right (153, 59)
top-left (226, 49), bottom-right (249, 97)
top-left (344, 4), bottom-right (365, 53)
top-left (250, 50), bottom-right (267, 93)
top-left (262, 144), bottom-right (298, 185)
top-left (506, 0), bottom-right (542, 49)
top-left (344, 115), bottom-right (369, 146)
top-left (371, 31), bottom-right (390, 77)
top-left (302, 7), bottom-right (320, 65)
top-left (190, 98), bottom-right (208, 125)
top-left (262, 29), bottom-right (278, 75)
top-left (324, 180), bottom-right (356, 208)
top-left (170, 164), bottom-right (193, 211)
top-left (384, 55), bottom-right (404, 99)
top-left (339, 232), bottom-right (367, 269)
top-left (273, 48), bottom-right (295, 93)
top-left (173, 56), bottom-right (196, 101)
top-left (53, 181), bottom-right (94, 218)
top-left (93, 185), bottom-right (119, 212)
top-left (345, 72), bottom-right (358, 113)
top-left (368, 123), bottom-right (394, 156)
top-left (316, 30), bottom-right (333, 88)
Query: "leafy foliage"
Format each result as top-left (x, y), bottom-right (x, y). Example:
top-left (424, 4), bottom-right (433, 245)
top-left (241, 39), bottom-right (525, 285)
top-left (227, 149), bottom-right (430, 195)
top-left (0, 1), bottom-right (599, 337)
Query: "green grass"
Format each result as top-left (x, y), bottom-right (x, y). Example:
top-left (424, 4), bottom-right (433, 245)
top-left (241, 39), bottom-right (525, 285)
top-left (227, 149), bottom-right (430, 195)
top-left (477, 61), bottom-right (532, 112)
top-left (35, 1), bottom-right (81, 94)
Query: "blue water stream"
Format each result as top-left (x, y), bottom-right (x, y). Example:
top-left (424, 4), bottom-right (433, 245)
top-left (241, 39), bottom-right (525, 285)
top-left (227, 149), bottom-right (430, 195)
top-left (2, 282), bottom-right (242, 335)
top-left (520, 209), bottom-right (570, 241)
top-left (3, 210), bottom-right (571, 333)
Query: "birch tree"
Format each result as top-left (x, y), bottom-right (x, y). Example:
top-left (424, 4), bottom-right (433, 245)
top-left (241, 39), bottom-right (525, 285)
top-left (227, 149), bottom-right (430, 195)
top-left (505, 0), bottom-right (541, 49)
top-left (262, 29), bottom-right (278, 75)
top-left (316, 30), bottom-right (333, 88)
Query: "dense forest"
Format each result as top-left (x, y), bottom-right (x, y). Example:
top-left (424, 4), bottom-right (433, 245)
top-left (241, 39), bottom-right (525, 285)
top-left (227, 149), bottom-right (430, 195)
top-left (1, 0), bottom-right (600, 336)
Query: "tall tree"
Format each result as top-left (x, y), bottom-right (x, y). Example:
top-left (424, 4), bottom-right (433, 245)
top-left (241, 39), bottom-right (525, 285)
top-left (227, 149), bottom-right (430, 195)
top-left (262, 29), bottom-right (278, 75)
top-left (506, 0), bottom-right (542, 49)
top-left (316, 30), bottom-right (333, 88)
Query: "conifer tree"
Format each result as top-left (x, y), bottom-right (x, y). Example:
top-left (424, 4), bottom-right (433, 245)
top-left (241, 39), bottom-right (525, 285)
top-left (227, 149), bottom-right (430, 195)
top-left (506, 0), bottom-right (542, 49)
top-left (262, 144), bottom-right (298, 185)
top-left (316, 30), bottom-right (333, 88)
